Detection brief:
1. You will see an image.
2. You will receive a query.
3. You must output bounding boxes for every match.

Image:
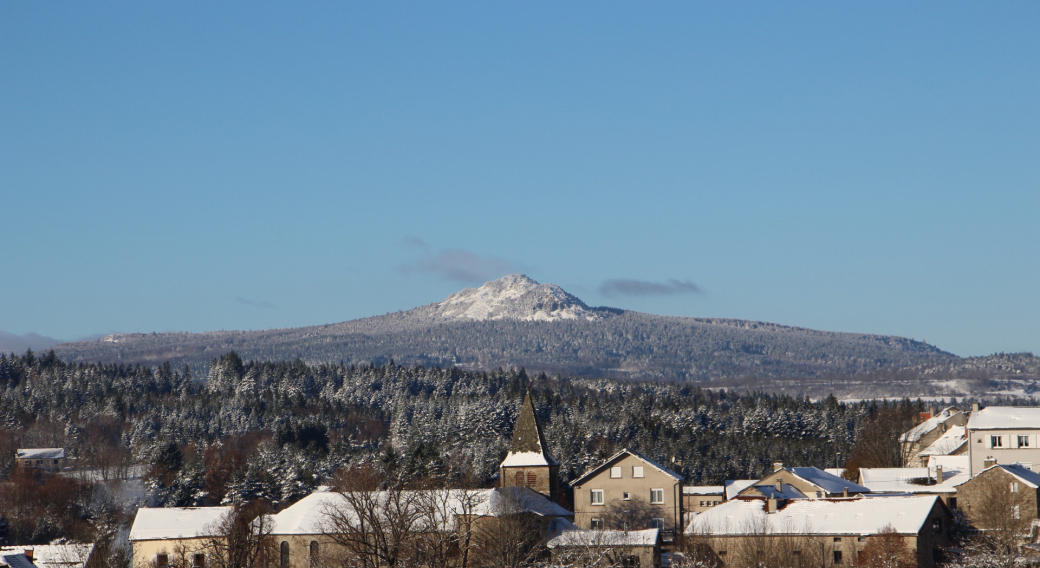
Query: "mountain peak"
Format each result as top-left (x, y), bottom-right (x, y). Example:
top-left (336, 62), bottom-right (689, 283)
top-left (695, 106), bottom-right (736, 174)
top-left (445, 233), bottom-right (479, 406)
top-left (426, 274), bottom-right (600, 322)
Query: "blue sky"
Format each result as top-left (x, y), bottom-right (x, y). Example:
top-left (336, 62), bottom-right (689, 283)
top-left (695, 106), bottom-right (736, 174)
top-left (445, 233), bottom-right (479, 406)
top-left (1, 2), bottom-right (1037, 357)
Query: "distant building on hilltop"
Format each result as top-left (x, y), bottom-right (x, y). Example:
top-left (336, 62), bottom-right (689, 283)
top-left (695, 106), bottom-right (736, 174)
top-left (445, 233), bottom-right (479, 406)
top-left (15, 448), bottom-right (65, 472)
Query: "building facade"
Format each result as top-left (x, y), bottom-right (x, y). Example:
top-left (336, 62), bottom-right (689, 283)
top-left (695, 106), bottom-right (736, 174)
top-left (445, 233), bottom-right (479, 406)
top-left (967, 406), bottom-right (1040, 477)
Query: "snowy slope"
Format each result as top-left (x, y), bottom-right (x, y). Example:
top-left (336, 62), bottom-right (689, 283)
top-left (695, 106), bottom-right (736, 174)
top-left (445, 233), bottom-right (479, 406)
top-left (419, 274), bottom-right (601, 322)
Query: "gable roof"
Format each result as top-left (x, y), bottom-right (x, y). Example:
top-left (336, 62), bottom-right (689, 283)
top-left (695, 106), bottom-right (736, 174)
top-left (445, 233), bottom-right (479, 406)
top-left (901, 407), bottom-right (962, 443)
top-left (569, 448), bottom-right (683, 487)
top-left (725, 480), bottom-right (758, 500)
top-left (15, 448), bottom-right (64, 460)
top-left (547, 528), bottom-right (660, 549)
top-left (270, 486), bottom-right (571, 535)
top-left (787, 467), bottom-right (870, 494)
top-left (501, 393), bottom-right (558, 467)
top-left (974, 463), bottom-right (1040, 488)
top-left (968, 406), bottom-right (1040, 430)
top-left (918, 426), bottom-right (967, 457)
top-left (129, 507), bottom-right (233, 541)
top-left (686, 495), bottom-right (941, 536)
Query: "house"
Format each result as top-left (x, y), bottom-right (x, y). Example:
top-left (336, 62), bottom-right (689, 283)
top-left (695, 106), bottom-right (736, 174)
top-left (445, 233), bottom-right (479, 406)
top-left (570, 449), bottom-right (685, 538)
top-left (547, 525), bottom-right (661, 568)
top-left (683, 486), bottom-right (724, 514)
top-left (268, 486), bottom-right (572, 568)
top-left (901, 408), bottom-right (968, 467)
top-left (15, 449), bottom-right (65, 472)
top-left (955, 462), bottom-right (1040, 530)
top-left (686, 495), bottom-right (952, 568)
top-left (734, 464), bottom-right (870, 499)
top-left (129, 506), bottom-right (233, 568)
top-left (966, 405), bottom-right (1040, 477)
top-left (857, 461), bottom-right (967, 508)
top-left (0, 545), bottom-right (96, 568)
top-left (499, 392), bottom-right (561, 503)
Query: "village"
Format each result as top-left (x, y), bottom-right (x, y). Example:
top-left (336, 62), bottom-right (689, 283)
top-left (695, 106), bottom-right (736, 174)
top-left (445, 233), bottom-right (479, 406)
top-left (3, 396), bottom-right (1039, 568)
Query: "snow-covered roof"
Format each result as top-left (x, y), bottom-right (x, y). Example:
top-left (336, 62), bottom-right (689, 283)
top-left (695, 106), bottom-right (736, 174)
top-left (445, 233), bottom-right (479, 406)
top-left (15, 448), bottom-right (64, 460)
top-left (570, 448), bottom-right (683, 487)
top-left (978, 464), bottom-right (1040, 489)
top-left (858, 467), bottom-right (966, 494)
top-left (749, 484), bottom-right (808, 500)
top-left (918, 426), bottom-right (967, 456)
top-left (926, 455), bottom-right (970, 472)
top-left (787, 467), bottom-right (870, 495)
top-left (547, 528), bottom-right (660, 549)
top-left (824, 468), bottom-right (846, 478)
top-left (270, 487), bottom-right (571, 535)
top-left (686, 495), bottom-right (941, 536)
top-left (129, 507), bottom-right (233, 541)
top-left (502, 451), bottom-right (552, 467)
top-left (901, 408), bottom-right (962, 443)
top-left (724, 480), bottom-right (757, 500)
top-left (0, 545), bottom-right (93, 568)
top-left (968, 407), bottom-right (1040, 430)
top-left (683, 486), bottom-right (724, 495)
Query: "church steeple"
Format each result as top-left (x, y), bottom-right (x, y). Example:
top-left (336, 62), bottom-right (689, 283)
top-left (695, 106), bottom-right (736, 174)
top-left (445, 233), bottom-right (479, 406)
top-left (500, 392), bottom-right (560, 501)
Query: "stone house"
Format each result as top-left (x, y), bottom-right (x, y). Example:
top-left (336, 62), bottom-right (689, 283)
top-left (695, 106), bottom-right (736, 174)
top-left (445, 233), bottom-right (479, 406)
top-left (129, 507), bottom-right (233, 568)
top-left (547, 526), bottom-right (661, 568)
top-left (570, 449), bottom-right (685, 539)
top-left (901, 408), bottom-right (968, 467)
top-left (955, 462), bottom-right (1040, 529)
top-left (686, 495), bottom-right (953, 568)
top-left (966, 406), bottom-right (1040, 477)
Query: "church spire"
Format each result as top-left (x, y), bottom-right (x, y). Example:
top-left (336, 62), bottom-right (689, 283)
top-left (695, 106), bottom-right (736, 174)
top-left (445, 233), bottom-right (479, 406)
top-left (503, 391), bottom-right (558, 466)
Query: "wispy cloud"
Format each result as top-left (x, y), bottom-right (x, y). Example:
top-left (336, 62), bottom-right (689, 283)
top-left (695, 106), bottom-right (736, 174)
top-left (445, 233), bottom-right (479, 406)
top-left (399, 238), bottom-right (515, 283)
top-left (599, 278), bottom-right (704, 297)
top-left (236, 296), bottom-right (276, 309)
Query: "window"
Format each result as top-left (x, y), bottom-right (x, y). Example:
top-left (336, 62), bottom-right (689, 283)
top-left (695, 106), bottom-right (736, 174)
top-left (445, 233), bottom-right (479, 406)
top-left (991, 436), bottom-right (1004, 448)
top-left (623, 492), bottom-right (631, 500)
top-left (280, 542), bottom-right (289, 568)
top-left (309, 542), bottom-right (319, 568)
top-left (1013, 505), bottom-right (1021, 519)
top-left (651, 518), bottom-right (665, 529)
top-left (718, 551), bottom-right (727, 557)
top-left (699, 500), bottom-right (705, 507)
top-left (857, 536), bottom-right (866, 542)
top-left (1020, 435), bottom-right (1031, 447)
top-left (527, 472), bottom-right (537, 486)
top-left (155, 554), bottom-right (169, 568)
top-left (949, 497), bottom-right (957, 510)
top-left (24, 460), bottom-right (31, 466)
top-left (650, 489), bottom-right (664, 504)
top-left (591, 489), bottom-right (604, 505)
top-left (611, 466), bottom-right (622, 479)
top-left (833, 550), bottom-right (843, 564)
top-left (833, 537), bottom-right (842, 542)
top-left (816, 491), bottom-right (823, 498)
top-left (1011, 482), bottom-right (1020, 493)
top-left (621, 556), bottom-right (639, 568)
top-left (793, 551), bottom-right (802, 558)
top-left (193, 554), bottom-right (205, 568)
top-left (932, 518), bottom-right (942, 533)
top-left (515, 471), bottom-right (525, 486)
top-left (633, 466), bottom-right (644, 478)
top-left (591, 518), bottom-right (604, 530)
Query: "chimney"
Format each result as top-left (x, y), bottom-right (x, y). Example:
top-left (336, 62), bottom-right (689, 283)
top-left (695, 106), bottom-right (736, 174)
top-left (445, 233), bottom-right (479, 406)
top-left (843, 487), bottom-right (848, 498)
top-left (984, 457), bottom-right (997, 469)
top-left (777, 479), bottom-right (784, 493)
top-left (773, 462), bottom-right (784, 472)
top-left (972, 403), bottom-right (980, 413)
top-left (767, 498), bottom-right (778, 513)
top-left (24, 549), bottom-right (34, 563)
top-left (936, 465), bottom-right (944, 483)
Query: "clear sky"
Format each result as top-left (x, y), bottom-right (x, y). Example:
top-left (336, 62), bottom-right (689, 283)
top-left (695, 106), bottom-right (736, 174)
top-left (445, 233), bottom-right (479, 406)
top-left (1, 2), bottom-right (1037, 357)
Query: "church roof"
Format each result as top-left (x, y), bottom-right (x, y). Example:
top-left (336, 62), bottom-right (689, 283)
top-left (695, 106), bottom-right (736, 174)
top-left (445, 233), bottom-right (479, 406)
top-left (501, 393), bottom-right (558, 467)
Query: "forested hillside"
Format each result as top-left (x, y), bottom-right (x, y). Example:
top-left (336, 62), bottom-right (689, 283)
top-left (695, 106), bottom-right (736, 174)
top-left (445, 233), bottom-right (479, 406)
top-left (0, 349), bottom-right (876, 517)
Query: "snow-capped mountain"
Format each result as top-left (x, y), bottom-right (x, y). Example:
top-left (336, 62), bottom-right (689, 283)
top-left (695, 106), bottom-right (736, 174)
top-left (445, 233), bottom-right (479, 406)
top-left (421, 274), bottom-right (600, 322)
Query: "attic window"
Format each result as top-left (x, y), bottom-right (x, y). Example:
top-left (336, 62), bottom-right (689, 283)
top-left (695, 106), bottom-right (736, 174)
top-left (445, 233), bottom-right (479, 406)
top-left (611, 467), bottom-right (622, 479)
top-left (633, 466), bottom-right (644, 478)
